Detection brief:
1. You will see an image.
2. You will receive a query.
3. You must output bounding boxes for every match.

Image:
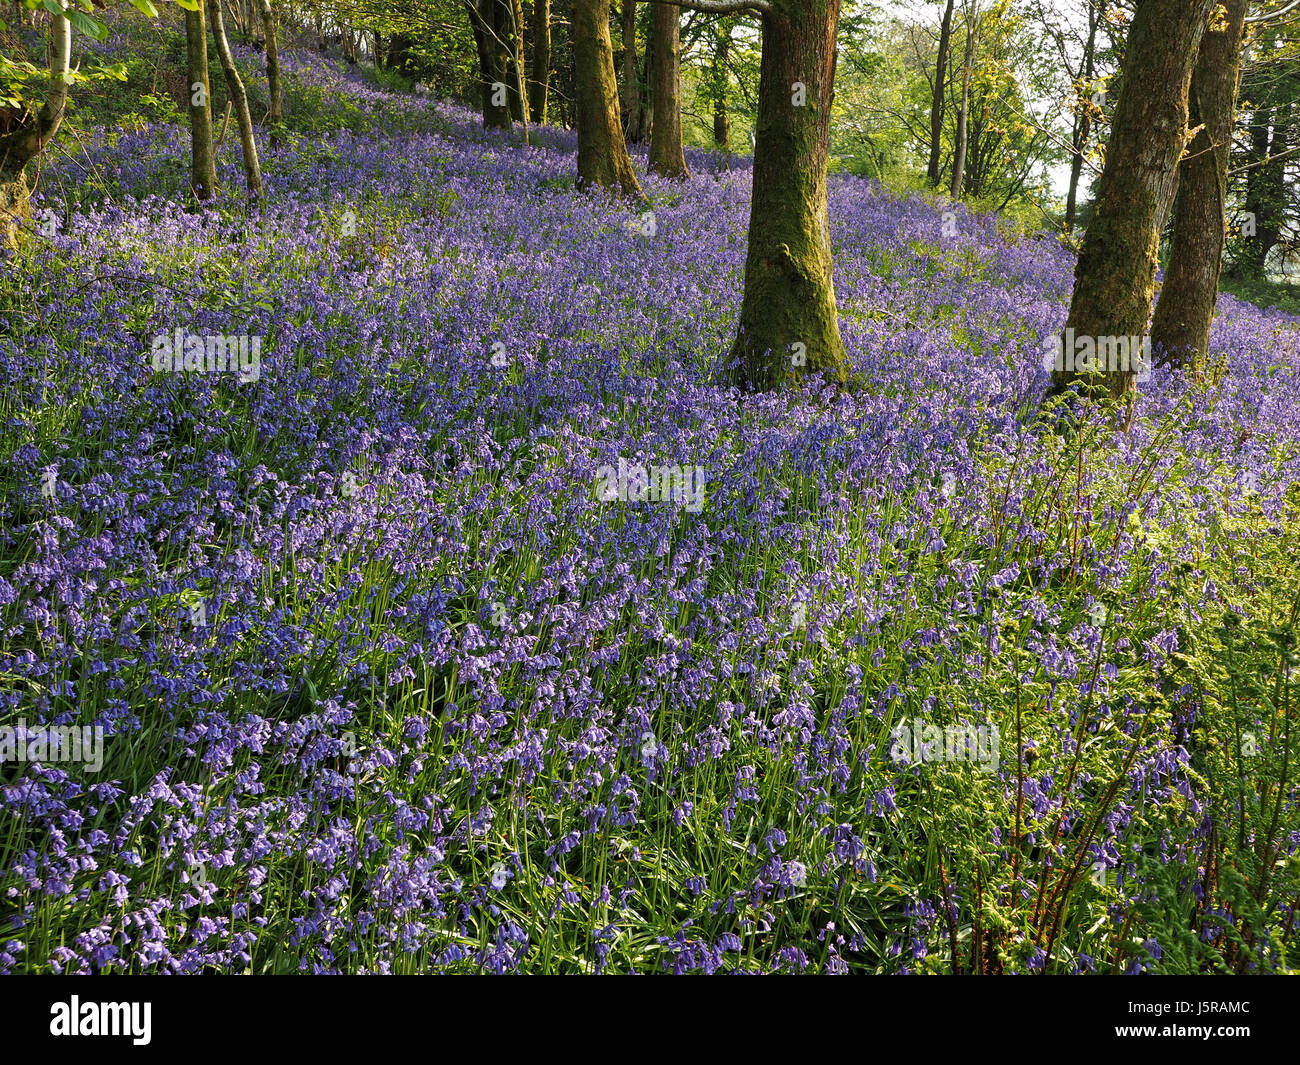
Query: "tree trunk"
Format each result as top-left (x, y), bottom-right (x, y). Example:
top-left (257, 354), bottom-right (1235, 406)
top-left (186, 4), bottom-right (219, 201)
top-left (621, 2), bottom-right (646, 142)
top-left (509, 0), bottom-right (529, 123)
top-left (728, 0), bottom-right (847, 391)
top-left (259, 0), bottom-right (282, 140)
top-left (648, 3), bottom-right (688, 178)
top-left (639, 19), bottom-right (655, 142)
top-left (1064, 2), bottom-right (1099, 232)
top-left (927, 0), bottom-right (954, 188)
top-left (574, 0), bottom-right (643, 197)
top-left (1236, 107), bottom-right (1288, 279)
top-left (1051, 0), bottom-right (1216, 400)
top-left (0, 2), bottom-right (71, 245)
top-left (1150, 0), bottom-right (1246, 372)
top-left (950, 5), bottom-right (976, 200)
top-left (209, 0), bottom-right (264, 204)
top-left (531, 0), bottom-right (550, 124)
top-left (469, 0), bottom-right (513, 128)
top-left (712, 26), bottom-right (730, 149)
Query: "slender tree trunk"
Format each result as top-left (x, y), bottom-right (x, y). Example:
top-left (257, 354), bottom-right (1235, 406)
top-left (531, 0), bottom-right (551, 124)
top-left (1064, 3), bottom-right (1098, 231)
top-left (1051, 0), bottom-right (1216, 400)
top-left (259, 0), bottom-right (282, 142)
top-left (509, 0), bottom-right (529, 123)
top-left (950, 4), bottom-right (976, 200)
top-left (927, 0), bottom-right (954, 188)
top-left (574, 0), bottom-right (643, 196)
top-left (1150, 0), bottom-right (1246, 371)
top-left (712, 26), bottom-right (730, 149)
top-left (648, 3), bottom-right (688, 178)
top-left (621, 2), bottom-right (646, 142)
top-left (729, 0), bottom-right (847, 391)
top-left (0, 1), bottom-right (71, 245)
top-left (186, 4), bottom-right (219, 201)
top-left (209, 0), bottom-right (264, 204)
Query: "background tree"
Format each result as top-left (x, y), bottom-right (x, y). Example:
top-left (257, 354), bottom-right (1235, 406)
top-left (0, 0), bottom-right (70, 243)
top-left (259, 0), bottom-right (283, 140)
top-left (648, 2), bottom-right (688, 176)
top-left (927, 0), bottom-right (954, 188)
top-left (530, 0), bottom-right (550, 122)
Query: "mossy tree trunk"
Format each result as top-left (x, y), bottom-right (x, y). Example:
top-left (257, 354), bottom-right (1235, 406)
top-left (531, 0), bottom-right (550, 124)
top-left (574, 0), bottom-right (643, 197)
top-left (1150, 0), bottom-right (1247, 372)
top-left (186, 4), bottom-right (219, 201)
top-left (648, 3), bottom-right (688, 178)
top-left (209, 0), bottom-right (264, 205)
top-left (728, 0), bottom-right (848, 391)
top-left (0, 2), bottom-right (71, 246)
top-left (1051, 0), bottom-right (1217, 400)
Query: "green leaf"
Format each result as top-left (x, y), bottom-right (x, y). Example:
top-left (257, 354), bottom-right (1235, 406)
top-left (130, 0), bottom-right (161, 15)
top-left (65, 9), bottom-right (106, 40)
top-left (172, 0), bottom-right (202, 11)
top-left (41, 0), bottom-right (63, 15)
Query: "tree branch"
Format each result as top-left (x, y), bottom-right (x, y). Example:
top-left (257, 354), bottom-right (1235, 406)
top-left (640, 0), bottom-right (771, 15)
top-left (1246, 0), bottom-right (1300, 23)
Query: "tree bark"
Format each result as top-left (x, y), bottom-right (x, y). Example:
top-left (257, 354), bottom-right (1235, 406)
top-left (259, 0), bottom-right (282, 141)
top-left (0, 1), bottom-right (71, 245)
top-left (574, 0), bottom-right (643, 197)
top-left (728, 0), bottom-right (848, 391)
top-left (186, 4), bottom-right (219, 201)
top-left (1051, 0), bottom-right (1216, 400)
top-left (209, 0), bottom-right (264, 205)
top-left (1150, 0), bottom-right (1246, 371)
top-left (531, 0), bottom-right (551, 124)
top-left (927, 0), bottom-right (954, 188)
top-left (648, 3), bottom-right (689, 178)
